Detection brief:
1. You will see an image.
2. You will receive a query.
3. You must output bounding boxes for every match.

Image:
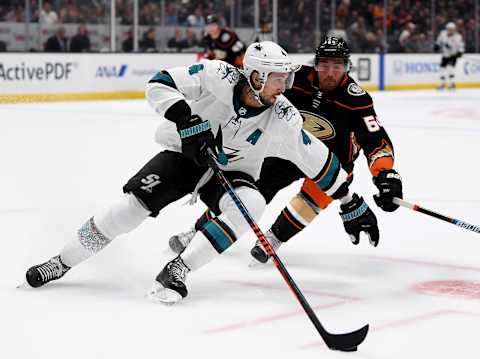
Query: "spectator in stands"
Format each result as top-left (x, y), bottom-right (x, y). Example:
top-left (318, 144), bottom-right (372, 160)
top-left (44, 26), bottom-right (68, 52)
top-left (122, 30), bottom-right (133, 52)
top-left (70, 24), bottom-right (90, 52)
top-left (348, 15), bottom-right (368, 52)
top-left (140, 27), bottom-right (157, 52)
top-left (39, 1), bottom-right (58, 25)
top-left (167, 28), bottom-right (190, 52)
top-left (187, 7), bottom-right (205, 27)
top-left (397, 22), bottom-right (416, 52)
top-left (328, 20), bottom-right (349, 43)
top-left (185, 27), bottom-right (199, 48)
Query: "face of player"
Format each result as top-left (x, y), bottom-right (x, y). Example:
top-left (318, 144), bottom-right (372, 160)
top-left (206, 23), bottom-right (220, 37)
top-left (259, 72), bottom-right (289, 106)
top-left (314, 57), bottom-right (346, 92)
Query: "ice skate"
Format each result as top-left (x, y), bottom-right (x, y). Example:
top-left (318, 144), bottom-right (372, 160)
top-left (168, 227), bottom-right (196, 254)
top-left (24, 255), bottom-right (71, 288)
top-left (147, 256), bottom-right (190, 304)
top-left (249, 230), bottom-right (283, 265)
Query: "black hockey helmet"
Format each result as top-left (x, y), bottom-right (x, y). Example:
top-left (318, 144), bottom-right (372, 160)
top-left (314, 36), bottom-right (351, 69)
top-left (206, 14), bottom-right (219, 25)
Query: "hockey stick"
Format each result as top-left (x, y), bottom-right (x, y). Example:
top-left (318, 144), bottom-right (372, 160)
top-left (207, 149), bottom-right (369, 351)
top-left (393, 197), bottom-right (480, 234)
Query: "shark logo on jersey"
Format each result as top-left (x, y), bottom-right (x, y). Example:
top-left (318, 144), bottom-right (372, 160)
top-left (217, 62), bottom-right (240, 84)
top-left (275, 101), bottom-right (296, 122)
top-left (222, 146), bottom-right (243, 163)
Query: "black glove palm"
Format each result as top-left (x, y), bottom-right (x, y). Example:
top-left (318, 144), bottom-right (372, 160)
top-left (373, 169), bottom-right (403, 212)
top-left (177, 115), bottom-right (216, 167)
top-left (340, 194), bottom-right (379, 247)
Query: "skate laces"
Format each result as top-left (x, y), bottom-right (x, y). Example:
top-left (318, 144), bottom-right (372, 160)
top-left (168, 258), bottom-right (189, 282)
top-left (178, 227), bottom-right (196, 246)
top-left (36, 257), bottom-right (65, 282)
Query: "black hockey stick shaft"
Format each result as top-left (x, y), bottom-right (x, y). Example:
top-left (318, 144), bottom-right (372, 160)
top-left (207, 149), bottom-right (368, 351)
top-left (393, 198), bottom-right (480, 234)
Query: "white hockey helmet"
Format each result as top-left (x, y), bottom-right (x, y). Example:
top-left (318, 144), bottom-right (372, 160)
top-left (242, 41), bottom-right (299, 101)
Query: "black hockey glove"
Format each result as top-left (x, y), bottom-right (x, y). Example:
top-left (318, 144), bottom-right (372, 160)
top-left (373, 169), bottom-right (403, 212)
top-left (433, 43), bottom-right (440, 52)
top-left (177, 114), bottom-right (216, 167)
top-left (339, 193), bottom-right (379, 247)
top-left (456, 52), bottom-right (463, 59)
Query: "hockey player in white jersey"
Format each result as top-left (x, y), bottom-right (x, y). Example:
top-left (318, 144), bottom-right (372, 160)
top-left (24, 41), bottom-right (378, 305)
top-left (435, 22), bottom-right (465, 90)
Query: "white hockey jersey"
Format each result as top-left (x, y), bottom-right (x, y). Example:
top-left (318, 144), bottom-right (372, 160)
top-left (436, 30), bottom-right (464, 57)
top-left (146, 59), bottom-right (347, 197)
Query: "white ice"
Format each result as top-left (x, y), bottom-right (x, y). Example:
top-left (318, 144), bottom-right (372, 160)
top-left (1, 89), bottom-right (480, 359)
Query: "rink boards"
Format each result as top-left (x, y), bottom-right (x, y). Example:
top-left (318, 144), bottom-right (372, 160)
top-left (1, 52), bottom-right (480, 103)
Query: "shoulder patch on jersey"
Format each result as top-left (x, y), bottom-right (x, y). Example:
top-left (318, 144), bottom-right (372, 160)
top-left (274, 100), bottom-right (297, 124)
top-left (347, 83), bottom-right (366, 96)
top-left (216, 61), bottom-right (240, 84)
top-left (221, 32), bottom-right (232, 43)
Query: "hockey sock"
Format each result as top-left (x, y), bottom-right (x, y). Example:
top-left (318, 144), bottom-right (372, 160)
top-left (181, 218), bottom-right (236, 271)
top-left (271, 193), bottom-right (323, 243)
top-left (194, 209), bottom-right (214, 231)
top-left (60, 194), bottom-right (150, 267)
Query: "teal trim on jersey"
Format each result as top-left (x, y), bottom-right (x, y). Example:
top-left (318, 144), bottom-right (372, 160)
top-left (217, 151), bottom-right (228, 165)
top-left (301, 130), bottom-right (312, 145)
top-left (246, 129), bottom-right (263, 145)
top-left (188, 63), bottom-right (204, 75)
top-left (150, 71), bottom-right (177, 89)
top-left (317, 155), bottom-right (340, 190)
top-left (203, 221), bottom-right (234, 253)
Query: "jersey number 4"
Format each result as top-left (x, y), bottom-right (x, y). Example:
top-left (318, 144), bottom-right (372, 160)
top-left (363, 115), bottom-right (382, 132)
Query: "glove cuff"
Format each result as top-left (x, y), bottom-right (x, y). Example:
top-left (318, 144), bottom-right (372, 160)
top-left (340, 200), bottom-right (368, 222)
top-left (178, 121), bottom-right (211, 139)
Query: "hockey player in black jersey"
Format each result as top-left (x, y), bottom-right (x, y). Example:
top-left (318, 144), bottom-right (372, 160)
top-left (201, 14), bottom-right (245, 68)
top-left (169, 37), bottom-right (402, 263)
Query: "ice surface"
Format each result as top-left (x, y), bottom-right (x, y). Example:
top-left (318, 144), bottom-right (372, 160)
top-left (1, 90), bottom-right (479, 359)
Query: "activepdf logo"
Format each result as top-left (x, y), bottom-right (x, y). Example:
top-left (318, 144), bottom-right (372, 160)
top-left (0, 62), bottom-right (75, 81)
top-left (463, 58), bottom-right (480, 75)
top-left (95, 64), bottom-right (128, 78)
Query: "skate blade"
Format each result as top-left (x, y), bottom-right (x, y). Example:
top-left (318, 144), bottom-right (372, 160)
top-left (248, 259), bottom-right (267, 269)
top-left (16, 281), bottom-right (30, 289)
top-left (146, 283), bottom-right (182, 305)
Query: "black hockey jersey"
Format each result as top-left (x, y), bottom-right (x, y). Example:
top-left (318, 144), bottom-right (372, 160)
top-left (202, 28), bottom-right (245, 67)
top-left (285, 65), bottom-right (394, 176)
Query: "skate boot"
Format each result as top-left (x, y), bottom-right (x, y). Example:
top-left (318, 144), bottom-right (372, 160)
top-left (168, 227), bottom-right (196, 254)
top-left (25, 255), bottom-right (71, 288)
top-left (448, 82), bottom-right (456, 90)
top-left (147, 256), bottom-right (190, 304)
top-left (250, 230), bottom-right (283, 264)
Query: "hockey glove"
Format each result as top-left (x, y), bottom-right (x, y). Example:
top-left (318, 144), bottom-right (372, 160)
top-left (340, 194), bottom-right (379, 247)
top-left (373, 169), bottom-right (403, 212)
top-left (433, 43), bottom-right (440, 52)
top-left (177, 114), bottom-right (216, 167)
top-left (456, 52), bottom-right (463, 59)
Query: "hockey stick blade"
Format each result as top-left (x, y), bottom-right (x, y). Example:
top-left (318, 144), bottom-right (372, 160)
top-left (322, 324), bottom-right (369, 351)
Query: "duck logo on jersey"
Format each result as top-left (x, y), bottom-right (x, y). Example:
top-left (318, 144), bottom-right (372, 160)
top-left (347, 83), bottom-right (366, 96)
top-left (301, 111), bottom-right (336, 140)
